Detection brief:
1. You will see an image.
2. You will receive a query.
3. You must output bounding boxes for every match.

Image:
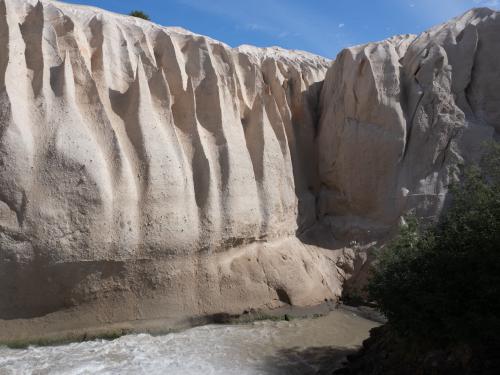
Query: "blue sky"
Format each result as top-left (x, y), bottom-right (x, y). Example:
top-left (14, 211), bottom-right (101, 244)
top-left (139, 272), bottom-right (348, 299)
top-left (63, 0), bottom-right (499, 58)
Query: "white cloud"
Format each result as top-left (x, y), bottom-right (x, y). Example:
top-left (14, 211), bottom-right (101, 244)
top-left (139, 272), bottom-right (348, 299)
top-left (473, 0), bottom-right (500, 7)
top-left (338, 23), bottom-right (345, 28)
top-left (242, 23), bottom-right (294, 39)
top-left (246, 23), bottom-right (271, 32)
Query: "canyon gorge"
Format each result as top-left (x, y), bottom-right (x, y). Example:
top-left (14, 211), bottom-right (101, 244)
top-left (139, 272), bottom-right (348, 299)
top-left (0, 0), bottom-right (498, 344)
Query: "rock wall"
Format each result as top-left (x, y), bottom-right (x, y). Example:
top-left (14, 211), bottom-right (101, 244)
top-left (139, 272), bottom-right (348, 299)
top-left (0, 0), bottom-right (499, 342)
top-left (318, 8), bottom-right (499, 241)
top-left (0, 0), bottom-right (340, 335)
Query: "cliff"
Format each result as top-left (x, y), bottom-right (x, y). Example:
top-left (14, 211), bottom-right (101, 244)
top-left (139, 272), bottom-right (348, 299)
top-left (319, 8), bottom-right (499, 235)
top-left (317, 8), bottom-right (499, 291)
top-left (0, 0), bottom-right (498, 343)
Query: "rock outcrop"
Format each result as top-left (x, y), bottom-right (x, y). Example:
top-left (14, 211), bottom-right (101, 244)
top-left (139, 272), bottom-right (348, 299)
top-left (0, 0), bottom-right (339, 341)
top-left (0, 0), bottom-right (499, 342)
top-left (318, 8), bottom-right (499, 240)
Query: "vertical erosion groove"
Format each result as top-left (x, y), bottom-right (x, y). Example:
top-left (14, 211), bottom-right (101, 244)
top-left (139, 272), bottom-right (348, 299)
top-left (179, 77), bottom-right (211, 212)
top-left (49, 59), bottom-right (66, 98)
top-left (19, 1), bottom-right (44, 97)
top-left (194, 42), bottom-right (230, 234)
top-left (108, 63), bottom-right (149, 198)
top-left (88, 16), bottom-right (104, 74)
top-left (0, 0), bottom-right (8, 92)
top-left (150, 32), bottom-right (190, 184)
top-left (242, 98), bottom-right (268, 235)
top-left (0, 0), bottom-right (26, 226)
top-left (261, 60), bottom-right (290, 159)
top-left (0, 0), bottom-right (10, 136)
top-left (85, 14), bottom-right (127, 181)
top-left (188, 77), bottom-right (212, 212)
top-left (0, 0), bottom-right (11, 206)
top-left (154, 33), bottom-right (212, 214)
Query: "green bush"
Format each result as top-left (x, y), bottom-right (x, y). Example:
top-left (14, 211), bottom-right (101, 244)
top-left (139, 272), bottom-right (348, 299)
top-left (129, 10), bottom-right (150, 20)
top-left (368, 143), bottom-right (500, 346)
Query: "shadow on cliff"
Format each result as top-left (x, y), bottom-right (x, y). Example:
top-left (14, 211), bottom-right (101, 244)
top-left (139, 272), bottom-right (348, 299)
top-left (0, 258), bottom-right (128, 320)
top-left (290, 80), bottom-right (335, 247)
top-left (260, 346), bottom-right (355, 375)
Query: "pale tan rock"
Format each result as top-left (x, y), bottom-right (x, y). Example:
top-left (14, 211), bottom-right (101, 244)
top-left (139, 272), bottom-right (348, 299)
top-left (0, 0), bottom-right (337, 339)
top-left (317, 8), bottom-right (500, 292)
top-left (318, 8), bottom-right (499, 239)
top-left (1, 0), bottom-right (499, 342)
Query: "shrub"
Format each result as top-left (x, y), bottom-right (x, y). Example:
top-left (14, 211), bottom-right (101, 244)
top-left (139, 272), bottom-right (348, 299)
top-left (129, 10), bottom-right (150, 20)
top-left (368, 143), bottom-right (500, 346)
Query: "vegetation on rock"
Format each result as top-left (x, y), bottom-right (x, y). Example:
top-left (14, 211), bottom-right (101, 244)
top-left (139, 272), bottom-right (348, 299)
top-left (129, 10), bottom-right (150, 20)
top-left (348, 142), bottom-right (500, 374)
top-left (369, 142), bottom-right (500, 345)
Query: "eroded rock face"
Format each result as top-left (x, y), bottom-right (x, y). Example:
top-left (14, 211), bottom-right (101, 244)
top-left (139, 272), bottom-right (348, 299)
top-left (318, 8), bottom-right (499, 240)
top-left (0, 0), bottom-right (337, 331)
top-left (0, 0), bottom-right (499, 341)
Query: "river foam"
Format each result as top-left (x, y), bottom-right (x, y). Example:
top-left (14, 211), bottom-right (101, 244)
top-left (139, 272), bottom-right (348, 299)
top-left (0, 309), bottom-right (379, 375)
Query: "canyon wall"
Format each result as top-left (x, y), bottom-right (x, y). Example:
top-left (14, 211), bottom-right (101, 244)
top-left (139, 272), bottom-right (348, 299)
top-left (0, 0), bottom-right (341, 339)
top-left (0, 0), bottom-right (499, 342)
top-left (318, 8), bottom-right (499, 240)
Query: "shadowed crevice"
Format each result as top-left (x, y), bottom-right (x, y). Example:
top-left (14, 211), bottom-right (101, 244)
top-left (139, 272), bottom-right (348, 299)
top-left (19, 1), bottom-right (44, 97)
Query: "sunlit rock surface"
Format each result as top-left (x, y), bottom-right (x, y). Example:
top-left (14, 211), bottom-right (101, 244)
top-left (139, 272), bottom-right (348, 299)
top-left (318, 8), bottom-right (499, 238)
top-left (0, 0), bottom-right (498, 342)
top-left (0, 0), bottom-right (337, 335)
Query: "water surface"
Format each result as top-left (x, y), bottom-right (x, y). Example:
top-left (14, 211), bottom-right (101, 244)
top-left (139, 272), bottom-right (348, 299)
top-left (0, 308), bottom-right (379, 375)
